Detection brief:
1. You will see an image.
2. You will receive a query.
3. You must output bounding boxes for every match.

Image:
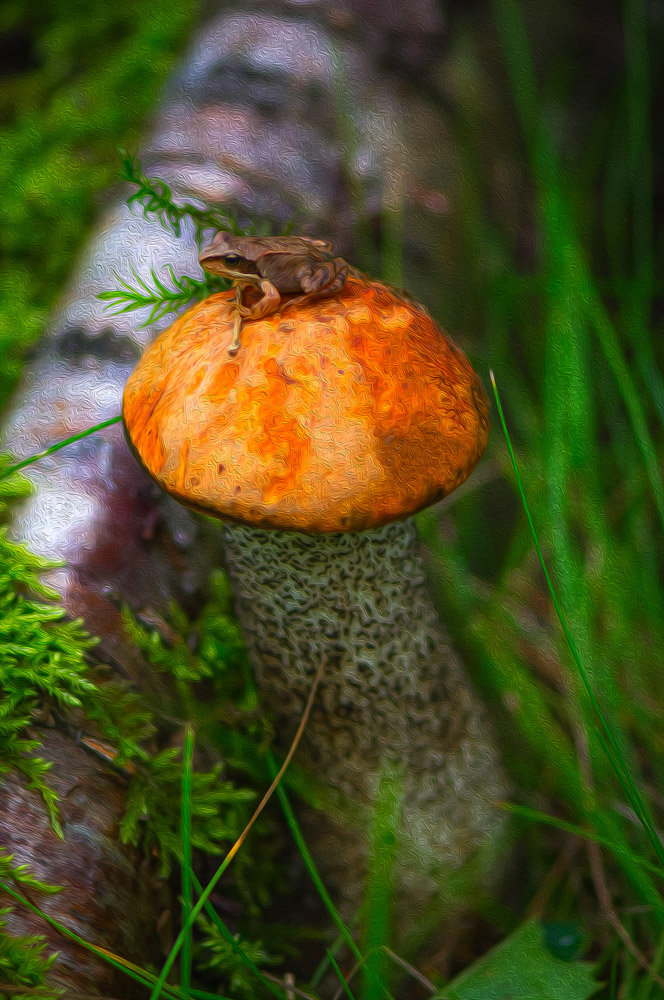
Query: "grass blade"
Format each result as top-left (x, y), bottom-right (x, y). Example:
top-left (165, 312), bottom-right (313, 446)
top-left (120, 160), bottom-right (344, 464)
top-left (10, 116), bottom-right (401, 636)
top-left (621, 0), bottom-right (664, 423)
top-left (500, 802), bottom-right (664, 879)
top-left (0, 415), bottom-right (123, 479)
top-left (268, 751), bottom-right (362, 964)
top-left (490, 370), bottom-right (664, 873)
top-left (0, 880), bottom-right (183, 999)
top-left (190, 873), bottom-right (287, 1000)
top-left (492, 0), bottom-right (664, 533)
top-left (149, 661), bottom-right (325, 1000)
top-left (180, 723), bottom-right (194, 995)
top-left (362, 765), bottom-right (402, 1000)
top-left (328, 949), bottom-right (357, 1000)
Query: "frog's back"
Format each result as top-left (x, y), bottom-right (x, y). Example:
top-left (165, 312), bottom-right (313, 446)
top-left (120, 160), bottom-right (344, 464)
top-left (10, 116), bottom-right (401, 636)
top-left (254, 235), bottom-right (333, 258)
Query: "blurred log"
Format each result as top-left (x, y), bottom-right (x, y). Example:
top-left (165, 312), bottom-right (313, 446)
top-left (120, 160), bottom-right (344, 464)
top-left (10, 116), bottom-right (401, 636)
top-left (0, 729), bottom-right (168, 997)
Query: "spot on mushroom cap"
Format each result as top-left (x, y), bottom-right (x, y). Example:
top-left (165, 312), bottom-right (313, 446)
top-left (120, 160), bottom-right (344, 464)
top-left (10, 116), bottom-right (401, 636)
top-left (122, 276), bottom-right (490, 533)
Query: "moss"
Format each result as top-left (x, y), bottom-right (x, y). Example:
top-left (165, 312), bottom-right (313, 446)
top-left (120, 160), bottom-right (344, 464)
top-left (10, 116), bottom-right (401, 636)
top-left (0, 0), bottom-right (197, 407)
top-left (0, 463), bottom-right (282, 993)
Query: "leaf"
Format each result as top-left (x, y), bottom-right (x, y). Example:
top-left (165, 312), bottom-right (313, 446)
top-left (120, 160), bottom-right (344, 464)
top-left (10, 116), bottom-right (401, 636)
top-left (441, 920), bottom-right (599, 1000)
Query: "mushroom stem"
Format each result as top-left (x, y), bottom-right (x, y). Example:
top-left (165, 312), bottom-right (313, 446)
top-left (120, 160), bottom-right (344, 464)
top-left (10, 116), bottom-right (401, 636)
top-left (221, 517), bottom-right (508, 924)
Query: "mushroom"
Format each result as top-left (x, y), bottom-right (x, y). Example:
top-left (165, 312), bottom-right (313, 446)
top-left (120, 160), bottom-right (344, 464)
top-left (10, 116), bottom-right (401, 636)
top-left (122, 273), bottom-right (508, 928)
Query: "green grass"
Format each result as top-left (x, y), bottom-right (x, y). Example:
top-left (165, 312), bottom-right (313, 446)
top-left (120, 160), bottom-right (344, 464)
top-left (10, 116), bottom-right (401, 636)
top-left (417, 0), bottom-right (664, 991)
top-left (0, 0), bottom-right (197, 407)
top-left (181, 723), bottom-right (195, 996)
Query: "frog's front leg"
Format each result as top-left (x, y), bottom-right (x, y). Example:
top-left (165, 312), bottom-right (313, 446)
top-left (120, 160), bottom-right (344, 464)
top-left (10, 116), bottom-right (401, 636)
top-left (239, 279), bottom-right (282, 321)
top-left (229, 284), bottom-right (246, 356)
top-left (228, 280), bottom-right (281, 355)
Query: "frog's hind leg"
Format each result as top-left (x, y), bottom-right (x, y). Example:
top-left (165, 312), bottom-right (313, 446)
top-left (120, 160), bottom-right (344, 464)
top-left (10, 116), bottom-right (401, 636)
top-left (320, 258), bottom-right (348, 295)
top-left (286, 258), bottom-right (348, 311)
top-left (302, 259), bottom-right (347, 294)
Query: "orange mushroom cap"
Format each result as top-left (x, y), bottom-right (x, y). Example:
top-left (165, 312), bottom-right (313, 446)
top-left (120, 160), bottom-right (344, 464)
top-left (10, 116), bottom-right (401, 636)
top-left (122, 275), bottom-right (490, 533)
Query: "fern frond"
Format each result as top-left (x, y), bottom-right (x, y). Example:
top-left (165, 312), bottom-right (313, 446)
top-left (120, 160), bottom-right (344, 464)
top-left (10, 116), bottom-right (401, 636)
top-left (118, 148), bottom-right (248, 241)
top-left (98, 265), bottom-right (226, 326)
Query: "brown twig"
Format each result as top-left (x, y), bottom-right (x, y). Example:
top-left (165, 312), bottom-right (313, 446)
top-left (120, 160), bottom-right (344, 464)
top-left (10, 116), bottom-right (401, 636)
top-left (587, 841), bottom-right (664, 990)
top-left (331, 955), bottom-right (364, 1000)
top-left (148, 659), bottom-right (328, 999)
top-left (221, 657), bottom-right (325, 868)
top-left (331, 943), bottom-right (433, 1000)
top-left (382, 946), bottom-right (436, 993)
top-left (570, 703), bottom-right (664, 990)
top-left (262, 970), bottom-right (317, 1000)
top-left (0, 988), bottom-right (126, 999)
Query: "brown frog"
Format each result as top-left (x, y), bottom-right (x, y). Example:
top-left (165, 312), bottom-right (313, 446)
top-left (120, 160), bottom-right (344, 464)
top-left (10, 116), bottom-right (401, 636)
top-left (199, 233), bottom-right (348, 355)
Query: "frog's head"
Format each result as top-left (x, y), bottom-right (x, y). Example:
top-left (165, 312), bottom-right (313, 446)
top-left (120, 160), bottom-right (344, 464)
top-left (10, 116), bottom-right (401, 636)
top-left (198, 232), bottom-right (261, 281)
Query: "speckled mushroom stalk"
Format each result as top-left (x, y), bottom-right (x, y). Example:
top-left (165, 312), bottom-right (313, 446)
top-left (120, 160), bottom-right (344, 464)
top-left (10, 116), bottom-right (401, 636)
top-left (221, 520), bottom-right (505, 918)
top-left (123, 275), bottom-right (509, 922)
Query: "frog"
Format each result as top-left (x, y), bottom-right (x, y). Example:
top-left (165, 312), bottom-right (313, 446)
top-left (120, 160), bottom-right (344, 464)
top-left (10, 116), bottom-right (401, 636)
top-left (199, 232), bottom-right (348, 355)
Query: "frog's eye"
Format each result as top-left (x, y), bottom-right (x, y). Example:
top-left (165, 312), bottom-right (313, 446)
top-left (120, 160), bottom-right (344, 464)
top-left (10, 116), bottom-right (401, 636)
top-left (222, 254), bottom-right (244, 267)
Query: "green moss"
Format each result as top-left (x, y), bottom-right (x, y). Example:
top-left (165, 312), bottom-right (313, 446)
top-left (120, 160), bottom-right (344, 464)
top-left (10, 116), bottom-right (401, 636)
top-left (0, 466), bottom-right (100, 832)
top-left (118, 578), bottom-right (261, 877)
top-left (0, 908), bottom-right (62, 1000)
top-left (0, 852), bottom-right (61, 999)
top-left (0, 466), bottom-right (282, 993)
top-left (0, 0), bottom-right (197, 407)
